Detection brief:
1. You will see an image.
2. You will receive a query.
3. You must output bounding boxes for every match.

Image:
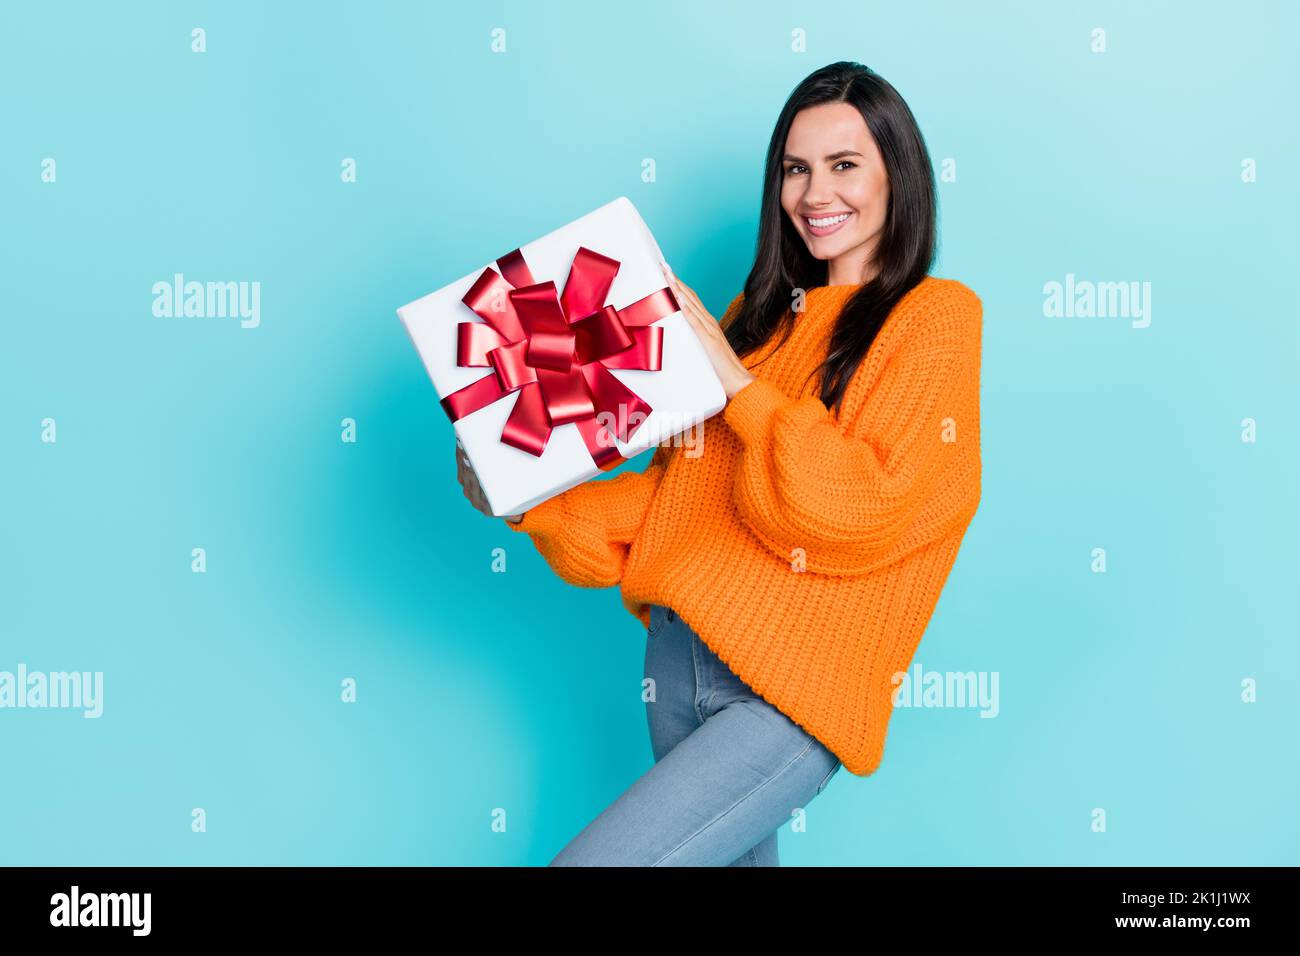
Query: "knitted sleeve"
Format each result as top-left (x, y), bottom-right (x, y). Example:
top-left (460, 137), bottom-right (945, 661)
top-left (504, 444), bottom-right (672, 588)
top-left (722, 284), bottom-right (982, 576)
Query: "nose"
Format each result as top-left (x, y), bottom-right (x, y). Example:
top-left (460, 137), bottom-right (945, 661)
top-left (801, 173), bottom-right (836, 209)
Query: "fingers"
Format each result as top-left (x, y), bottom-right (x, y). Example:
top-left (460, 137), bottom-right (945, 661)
top-left (661, 261), bottom-right (698, 309)
top-left (665, 283), bottom-right (724, 352)
top-left (665, 282), bottom-right (711, 339)
top-left (455, 445), bottom-right (492, 516)
top-left (661, 263), bottom-right (724, 341)
top-left (680, 296), bottom-right (721, 342)
top-left (669, 274), bottom-right (705, 315)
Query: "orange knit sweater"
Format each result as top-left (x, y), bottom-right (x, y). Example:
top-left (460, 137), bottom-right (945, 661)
top-left (507, 276), bottom-right (983, 776)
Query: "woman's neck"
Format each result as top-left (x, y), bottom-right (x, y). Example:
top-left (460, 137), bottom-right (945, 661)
top-left (827, 258), bottom-right (878, 287)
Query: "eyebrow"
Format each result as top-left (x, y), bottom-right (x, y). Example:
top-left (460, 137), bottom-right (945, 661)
top-left (782, 149), bottom-right (864, 163)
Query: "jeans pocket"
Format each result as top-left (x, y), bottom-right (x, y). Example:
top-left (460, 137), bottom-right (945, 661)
top-left (647, 604), bottom-right (666, 637)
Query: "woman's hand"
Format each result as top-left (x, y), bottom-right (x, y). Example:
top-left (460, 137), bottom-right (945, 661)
top-left (455, 440), bottom-right (524, 523)
top-left (661, 261), bottom-right (757, 400)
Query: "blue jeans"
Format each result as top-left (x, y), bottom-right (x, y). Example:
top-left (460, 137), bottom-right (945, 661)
top-left (549, 604), bottom-right (842, 866)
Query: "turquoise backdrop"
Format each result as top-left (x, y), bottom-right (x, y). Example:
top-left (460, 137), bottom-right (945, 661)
top-left (2, 0), bottom-right (1296, 865)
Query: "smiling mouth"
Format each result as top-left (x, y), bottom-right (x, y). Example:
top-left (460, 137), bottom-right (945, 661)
top-left (804, 211), bottom-right (853, 236)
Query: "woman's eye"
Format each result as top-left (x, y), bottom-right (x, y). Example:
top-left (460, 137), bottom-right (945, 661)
top-left (785, 161), bottom-right (856, 175)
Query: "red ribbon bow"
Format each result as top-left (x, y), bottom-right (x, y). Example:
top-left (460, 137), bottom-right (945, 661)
top-left (440, 246), bottom-right (679, 469)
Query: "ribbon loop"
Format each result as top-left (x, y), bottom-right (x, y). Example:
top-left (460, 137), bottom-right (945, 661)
top-left (572, 306), bottom-right (635, 365)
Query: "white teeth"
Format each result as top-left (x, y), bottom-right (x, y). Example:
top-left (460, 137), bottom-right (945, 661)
top-left (807, 213), bottom-right (850, 228)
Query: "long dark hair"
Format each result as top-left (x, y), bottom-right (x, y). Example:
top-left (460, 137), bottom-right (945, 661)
top-left (724, 61), bottom-right (937, 416)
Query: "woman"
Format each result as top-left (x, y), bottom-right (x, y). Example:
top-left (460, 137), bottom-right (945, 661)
top-left (456, 61), bottom-right (983, 866)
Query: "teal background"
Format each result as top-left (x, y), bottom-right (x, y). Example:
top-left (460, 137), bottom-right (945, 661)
top-left (2, 0), bottom-right (1296, 865)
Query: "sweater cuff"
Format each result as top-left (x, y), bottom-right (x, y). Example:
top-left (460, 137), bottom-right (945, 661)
top-left (722, 377), bottom-right (795, 446)
top-left (504, 493), bottom-right (565, 537)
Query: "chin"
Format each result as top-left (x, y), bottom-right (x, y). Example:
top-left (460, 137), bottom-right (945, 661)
top-left (806, 233), bottom-right (867, 258)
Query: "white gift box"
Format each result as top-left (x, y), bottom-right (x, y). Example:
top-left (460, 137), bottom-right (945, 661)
top-left (397, 195), bottom-right (727, 517)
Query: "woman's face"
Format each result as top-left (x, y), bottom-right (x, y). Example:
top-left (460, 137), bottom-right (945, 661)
top-left (779, 102), bottom-right (890, 284)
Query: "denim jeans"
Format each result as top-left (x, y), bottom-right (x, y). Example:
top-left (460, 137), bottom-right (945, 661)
top-left (549, 604), bottom-right (842, 866)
